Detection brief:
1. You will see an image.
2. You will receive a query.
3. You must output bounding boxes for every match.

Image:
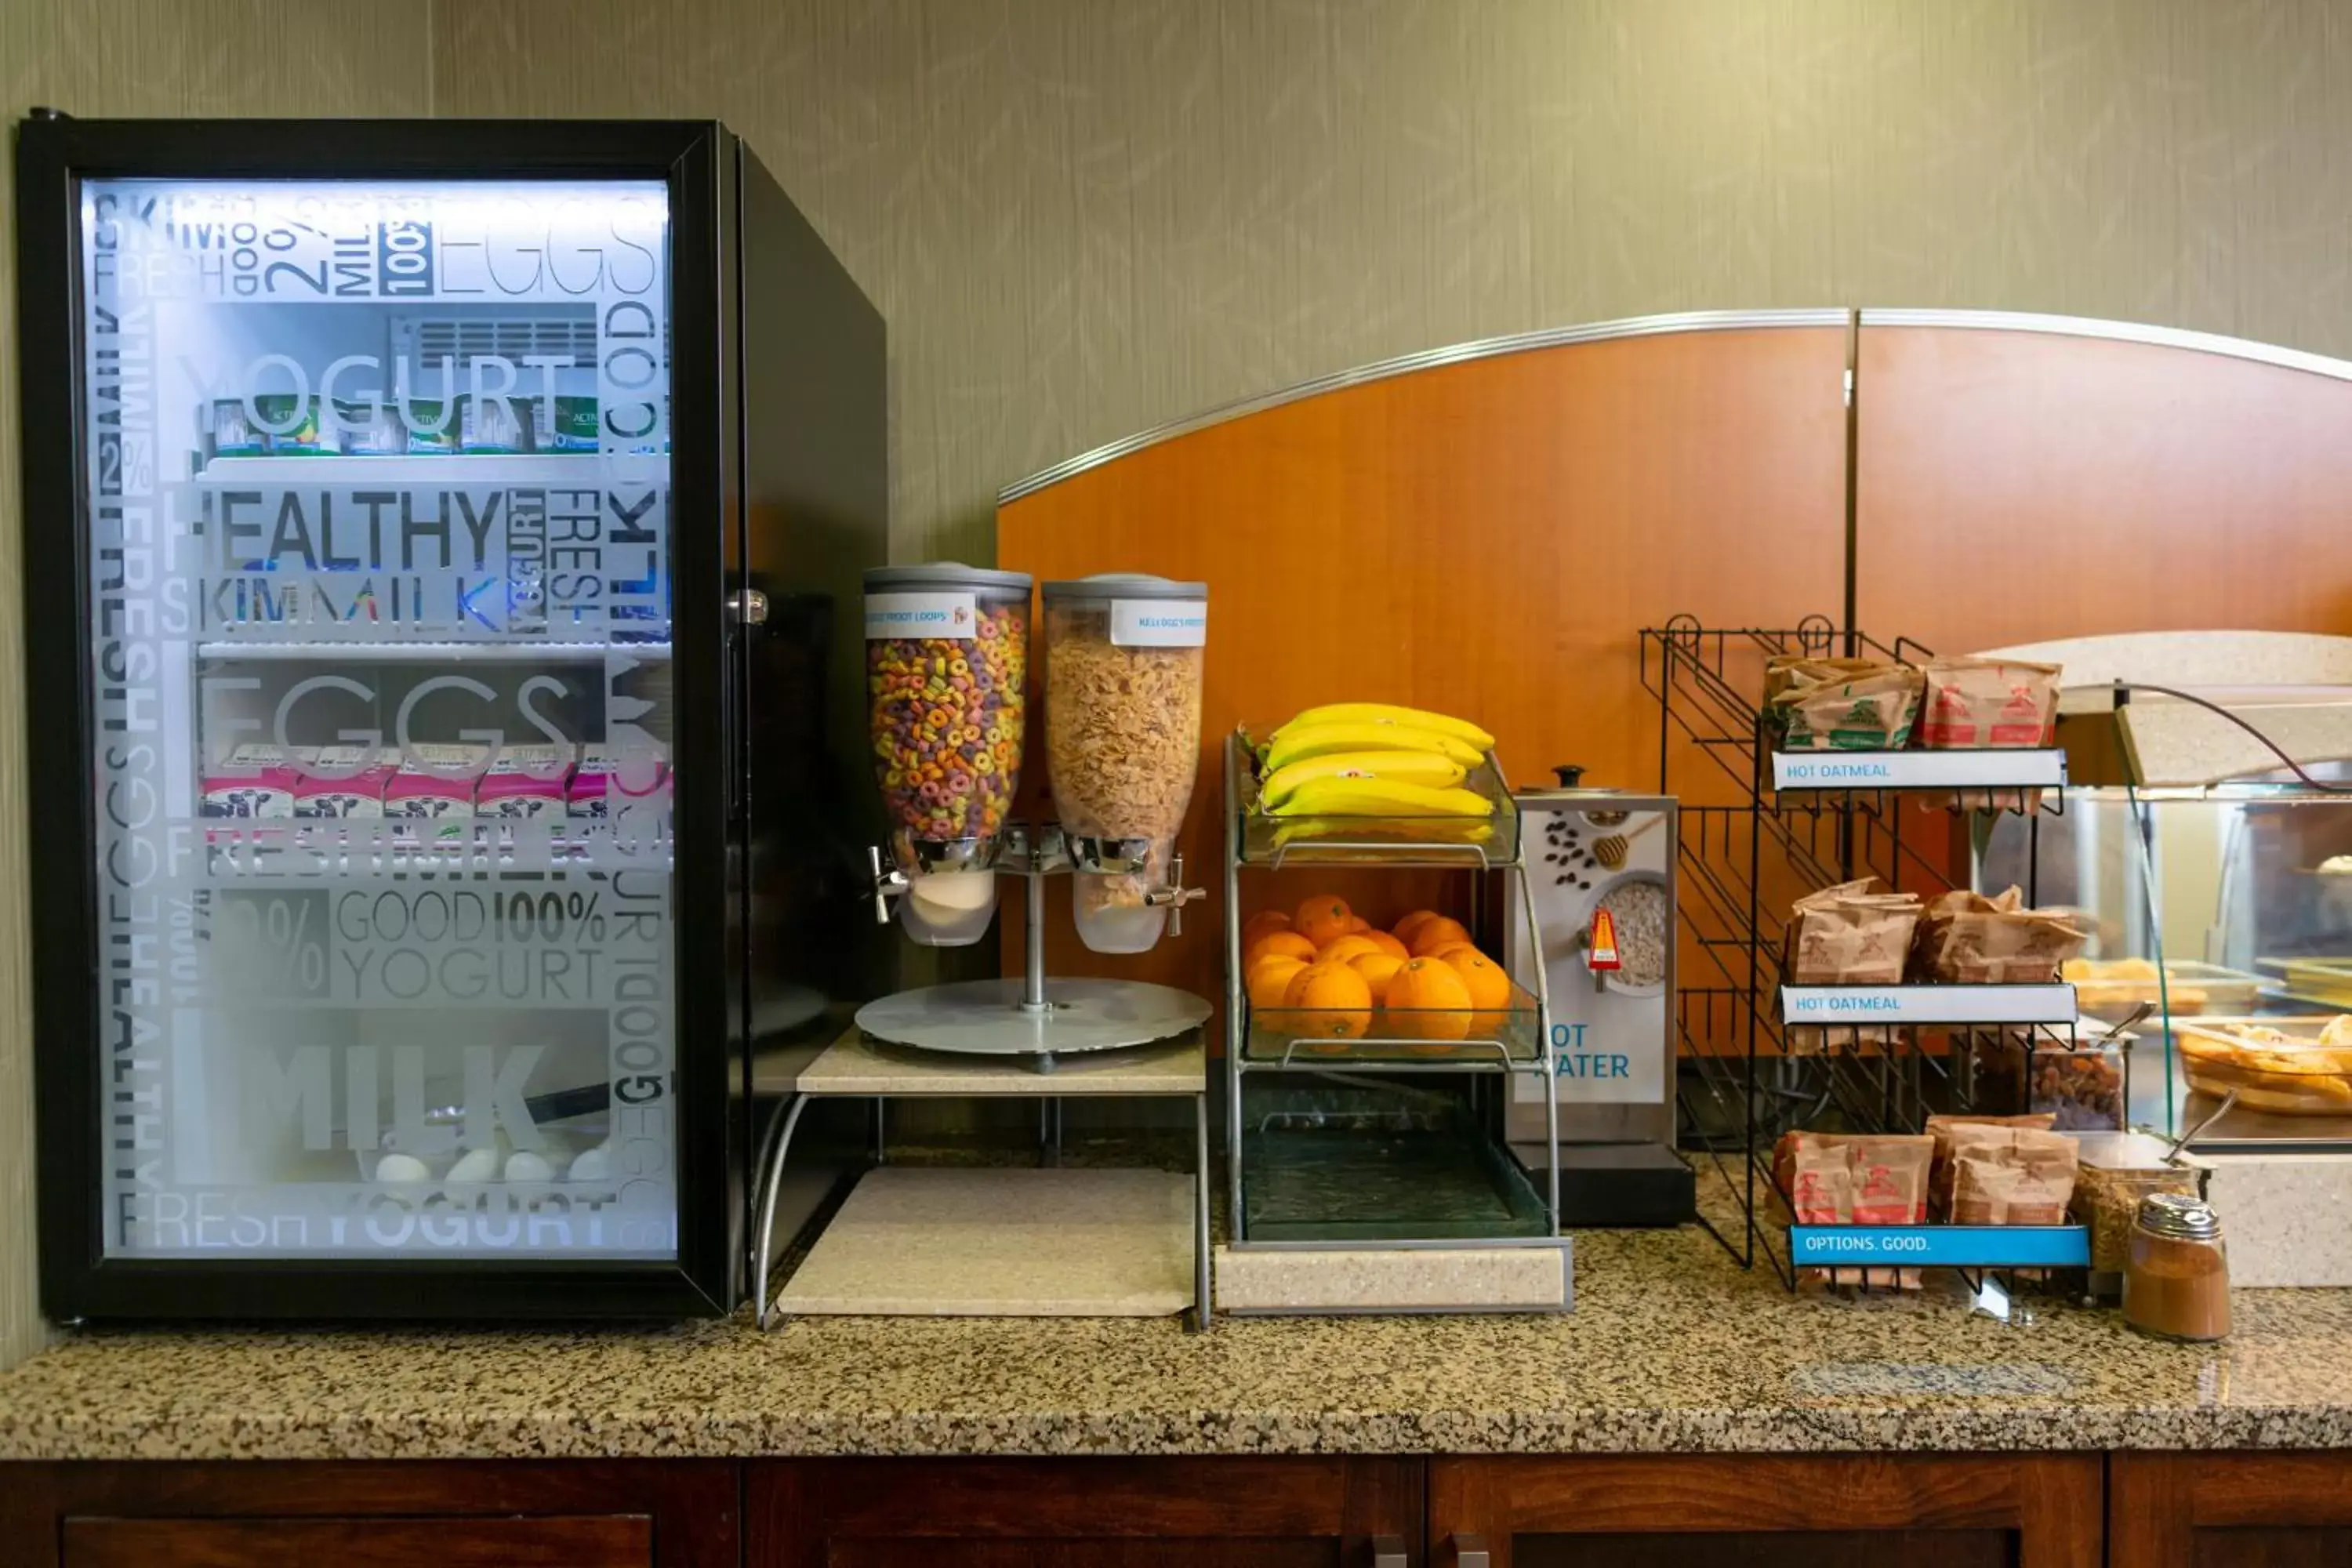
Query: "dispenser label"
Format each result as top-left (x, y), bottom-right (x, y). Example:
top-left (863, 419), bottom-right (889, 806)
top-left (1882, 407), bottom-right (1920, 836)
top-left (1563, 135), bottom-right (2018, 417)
top-left (866, 591), bottom-right (976, 640)
top-left (1111, 598), bottom-right (1207, 648)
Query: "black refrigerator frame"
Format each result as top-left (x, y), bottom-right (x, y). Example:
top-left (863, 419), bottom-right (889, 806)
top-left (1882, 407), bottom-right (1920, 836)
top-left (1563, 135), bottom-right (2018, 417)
top-left (15, 114), bottom-right (884, 1321)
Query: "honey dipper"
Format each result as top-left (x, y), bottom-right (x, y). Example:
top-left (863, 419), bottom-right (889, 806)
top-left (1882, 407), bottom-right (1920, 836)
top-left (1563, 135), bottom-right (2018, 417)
top-left (1590, 815), bottom-right (1667, 870)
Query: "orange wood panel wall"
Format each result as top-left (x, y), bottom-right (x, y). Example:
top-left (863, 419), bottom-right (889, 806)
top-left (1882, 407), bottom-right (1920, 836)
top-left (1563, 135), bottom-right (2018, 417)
top-left (1855, 325), bottom-right (2352, 652)
top-left (996, 325), bottom-right (1852, 1011)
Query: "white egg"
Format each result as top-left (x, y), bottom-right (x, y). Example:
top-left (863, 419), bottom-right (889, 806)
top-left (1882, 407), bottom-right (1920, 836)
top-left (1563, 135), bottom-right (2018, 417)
top-left (445, 1146), bottom-right (501, 1185)
top-left (503, 1151), bottom-right (554, 1183)
top-left (376, 1152), bottom-right (430, 1184)
top-left (568, 1143), bottom-right (612, 1182)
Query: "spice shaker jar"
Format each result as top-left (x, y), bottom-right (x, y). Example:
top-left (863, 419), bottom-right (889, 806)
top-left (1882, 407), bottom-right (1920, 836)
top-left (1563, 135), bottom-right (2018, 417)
top-left (1040, 574), bottom-right (1207, 953)
top-left (864, 564), bottom-right (1033, 946)
top-left (2122, 1192), bottom-right (2230, 1342)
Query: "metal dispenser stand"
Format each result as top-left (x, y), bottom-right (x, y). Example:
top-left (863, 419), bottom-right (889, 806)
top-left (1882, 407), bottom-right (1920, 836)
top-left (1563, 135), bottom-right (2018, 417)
top-left (858, 823), bottom-right (1209, 1066)
top-left (749, 822), bottom-right (1216, 1329)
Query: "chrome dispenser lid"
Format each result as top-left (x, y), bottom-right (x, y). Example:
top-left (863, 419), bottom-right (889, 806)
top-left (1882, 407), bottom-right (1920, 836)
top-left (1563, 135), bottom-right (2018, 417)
top-left (2136, 1192), bottom-right (2223, 1241)
top-left (1041, 572), bottom-right (1208, 601)
top-left (865, 561), bottom-right (1033, 591)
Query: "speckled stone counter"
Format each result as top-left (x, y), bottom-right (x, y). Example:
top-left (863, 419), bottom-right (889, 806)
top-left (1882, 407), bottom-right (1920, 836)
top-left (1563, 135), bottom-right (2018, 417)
top-left (5, 1211), bottom-right (2352, 1461)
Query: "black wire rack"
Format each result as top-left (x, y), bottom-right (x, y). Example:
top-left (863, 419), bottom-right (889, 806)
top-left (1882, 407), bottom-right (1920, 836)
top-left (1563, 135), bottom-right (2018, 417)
top-left (1643, 618), bottom-right (2085, 1290)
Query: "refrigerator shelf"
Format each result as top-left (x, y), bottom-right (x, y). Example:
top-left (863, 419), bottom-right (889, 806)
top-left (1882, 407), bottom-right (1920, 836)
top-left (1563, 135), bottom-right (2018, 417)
top-left (197, 640), bottom-right (673, 662)
top-left (194, 454), bottom-right (667, 485)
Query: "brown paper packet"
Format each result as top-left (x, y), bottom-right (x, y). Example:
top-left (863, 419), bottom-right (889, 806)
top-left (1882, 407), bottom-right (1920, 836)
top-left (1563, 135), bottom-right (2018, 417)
top-left (1765, 655), bottom-right (1892, 709)
top-left (1911, 887), bottom-right (2086, 982)
top-left (1776, 1131), bottom-right (1934, 1291)
top-left (1951, 1150), bottom-right (2077, 1225)
top-left (1919, 657), bottom-right (2063, 750)
top-left (1926, 1113), bottom-right (2058, 1216)
top-left (1933, 909), bottom-right (2089, 983)
top-left (1774, 667), bottom-right (1927, 751)
top-left (1785, 879), bottom-right (1924, 985)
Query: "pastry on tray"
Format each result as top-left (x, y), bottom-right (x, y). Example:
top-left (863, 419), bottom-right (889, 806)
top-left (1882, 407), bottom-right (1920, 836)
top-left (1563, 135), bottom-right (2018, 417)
top-left (2177, 1016), bottom-right (2352, 1112)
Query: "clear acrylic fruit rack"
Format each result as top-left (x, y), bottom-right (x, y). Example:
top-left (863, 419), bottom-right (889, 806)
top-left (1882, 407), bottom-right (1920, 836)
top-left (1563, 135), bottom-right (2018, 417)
top-left (1221, 728), bottom-right (1565, 1258)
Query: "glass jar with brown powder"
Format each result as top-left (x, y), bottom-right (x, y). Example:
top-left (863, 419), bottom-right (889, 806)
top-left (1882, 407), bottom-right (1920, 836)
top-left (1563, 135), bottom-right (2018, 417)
top-left (2122, 1192), bottom-right (2230, 1342)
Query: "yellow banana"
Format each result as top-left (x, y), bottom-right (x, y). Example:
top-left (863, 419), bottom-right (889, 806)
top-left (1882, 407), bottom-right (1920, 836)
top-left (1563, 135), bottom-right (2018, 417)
top-left (1262, 722), bottom-right (1483, 774)
top-left (1272, 777), bottom-right (1495, 818)
top-left (1259, 750), bottom-right (1466, 810)
top-left (1273, 702), bottom-right (1495, 752)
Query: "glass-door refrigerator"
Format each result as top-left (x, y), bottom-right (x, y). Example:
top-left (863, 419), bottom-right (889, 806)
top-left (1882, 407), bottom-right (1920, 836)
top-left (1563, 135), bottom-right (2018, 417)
top-left (16, 113), bottom-right (889, 1320)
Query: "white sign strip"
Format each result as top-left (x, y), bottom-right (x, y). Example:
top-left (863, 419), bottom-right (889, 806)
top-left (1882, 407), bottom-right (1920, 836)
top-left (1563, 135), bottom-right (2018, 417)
top-left (1111, 598), bottom-right (1207, 647)
top-left (1771, 750), bottom-right (2067, 791)
top-left (865, 591), bottom-right (977, 640)
top-left (1779, 984), bottom-right (2078, 1025)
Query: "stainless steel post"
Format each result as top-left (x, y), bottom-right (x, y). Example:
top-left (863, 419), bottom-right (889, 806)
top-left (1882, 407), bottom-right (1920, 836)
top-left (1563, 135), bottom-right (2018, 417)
top-left (1193, 1090), bottom-right (1213, 1330)
top-left (1223, 735), bottom-right (1247, 1239)
top-left (1519, 862), bottom-right (1562, 1236)
top-left (1021, 859), bottom-right (1050, 1014)
top-left (752, 1094), bottom-right (815, 1330)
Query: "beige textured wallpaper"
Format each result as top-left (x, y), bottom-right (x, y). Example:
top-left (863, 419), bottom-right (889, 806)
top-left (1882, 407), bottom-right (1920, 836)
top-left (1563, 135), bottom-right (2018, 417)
top-left (0, 3), bottom-right (434, 1368)
top-left (434, 0), bottom-right (2352, 564)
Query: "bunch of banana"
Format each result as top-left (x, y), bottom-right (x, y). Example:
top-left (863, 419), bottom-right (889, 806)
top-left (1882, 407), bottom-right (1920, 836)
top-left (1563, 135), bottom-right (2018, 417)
top-left (1272, 702), bottom-right (1495, 750)
top-left (1258, 702), bottom-right (1496, 818)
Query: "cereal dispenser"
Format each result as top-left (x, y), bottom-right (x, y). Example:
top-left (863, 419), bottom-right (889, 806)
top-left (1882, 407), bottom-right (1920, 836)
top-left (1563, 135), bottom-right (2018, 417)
top-left (855, 568), bottom-right (1209, 1068)
top-left (1042, 575), bottom-right (1210, 953)
top-left (863, 564), bottom-right (1031, 946)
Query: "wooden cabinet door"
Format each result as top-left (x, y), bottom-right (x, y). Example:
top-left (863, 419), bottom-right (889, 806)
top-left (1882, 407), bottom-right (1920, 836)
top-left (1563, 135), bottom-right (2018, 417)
top-left (0, 1460), bottom-right (736, 1568)
top-left (2112, 1452), bottom-right (2352, 1567)
top-left (750, 1456), bottom-right (1421, 1567)
top-left (1429, 1454), bottom-right (2101, 1568)
top-left (62, 1515), bottom-right (650, 1568)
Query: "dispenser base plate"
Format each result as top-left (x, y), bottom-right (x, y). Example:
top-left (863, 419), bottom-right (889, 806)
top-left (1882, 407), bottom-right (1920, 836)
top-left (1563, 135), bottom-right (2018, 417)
top-left (855, 977), bottom-right (1211, 1063)
top-left (779, 1167), bottom-right (1193, 1317)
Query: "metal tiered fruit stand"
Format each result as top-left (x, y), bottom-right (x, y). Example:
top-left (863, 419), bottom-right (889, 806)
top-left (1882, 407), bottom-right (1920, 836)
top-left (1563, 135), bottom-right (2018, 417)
top-left (1642, 619), bottom-right (2093, 1291)
top-left (1219, 729), bottom-right (1569, 1312)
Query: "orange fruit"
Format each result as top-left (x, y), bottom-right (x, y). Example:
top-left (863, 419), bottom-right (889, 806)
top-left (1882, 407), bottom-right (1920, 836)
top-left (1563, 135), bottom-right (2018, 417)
top-left (1246, 955), bottom-right (1310, 1014)
top-left (1294, 895), bottom-right (1355, 948)
top-left (1245, 930), bottom-right (1318, 967)
top-left (1282, 960), bottom-right (1373, 1039)
top-left (1426, 940), bottom-right (1481, 965)
top-left (1393, 909), bottom-right (1443, 944)
top-left (1240, 910), bottom-right (1294, 949)
top-left (1344, 914), bottom-right (1373, 934)
top-left (1360, 929), bottom-right (1410, 961)
top-left (1350, 951), bottom-right (1406, 1004)
top-left (1316, 934), bottom-right (1383, 966)
top-left (1439, 946), bottom-right (1514, 1030)
top-left (1384, 956), bottom-right (1472, 1040)
top-left (1406, 916), bottom-right (1472, 957)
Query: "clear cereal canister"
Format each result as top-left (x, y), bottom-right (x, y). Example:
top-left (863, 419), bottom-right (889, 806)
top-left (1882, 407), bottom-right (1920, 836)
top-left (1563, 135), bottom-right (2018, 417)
top-left (1040, 574), bottom-right (1208, 953)
top-left (864, 564), bottom-right (1033, 946)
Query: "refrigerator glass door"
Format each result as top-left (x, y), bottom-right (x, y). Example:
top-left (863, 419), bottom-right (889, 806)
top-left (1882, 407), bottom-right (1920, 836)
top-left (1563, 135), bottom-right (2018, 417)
top-left (78, 177), bottom-right (678, 1261)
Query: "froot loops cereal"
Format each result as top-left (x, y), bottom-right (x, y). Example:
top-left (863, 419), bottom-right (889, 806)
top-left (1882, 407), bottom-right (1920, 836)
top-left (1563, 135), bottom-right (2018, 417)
top-left (867, 601), bottom-right (1028, 841)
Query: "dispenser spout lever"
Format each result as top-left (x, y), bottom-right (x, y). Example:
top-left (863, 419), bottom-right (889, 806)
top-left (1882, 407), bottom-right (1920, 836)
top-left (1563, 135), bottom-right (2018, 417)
top-left (1142, 851), bottom-right (1209, 936)
top-left (867, 844), bottom-right (909, 925)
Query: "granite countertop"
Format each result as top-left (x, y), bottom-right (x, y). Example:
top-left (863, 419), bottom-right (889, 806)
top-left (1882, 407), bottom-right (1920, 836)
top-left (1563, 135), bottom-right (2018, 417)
top-left (4, 1209), bottom-right (2351, 1461)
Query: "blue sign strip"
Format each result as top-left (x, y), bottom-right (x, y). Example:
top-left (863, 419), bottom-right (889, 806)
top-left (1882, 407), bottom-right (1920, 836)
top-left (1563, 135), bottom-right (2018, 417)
top-left (1788, 1225), bottom-right (2091, 1268)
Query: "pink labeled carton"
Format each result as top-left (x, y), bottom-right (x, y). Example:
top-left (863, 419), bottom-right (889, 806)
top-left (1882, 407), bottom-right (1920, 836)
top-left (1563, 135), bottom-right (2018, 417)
top-left (201, 743), bottom-right (316, 818)
top-left (568, 742), bottom-right (669, 819)
top-left (383, 743), bottom-right (487, 819)
top-left (477, 743), bottom-right (577, 818)
top-left (292, 745), bottom-right (399, 818)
